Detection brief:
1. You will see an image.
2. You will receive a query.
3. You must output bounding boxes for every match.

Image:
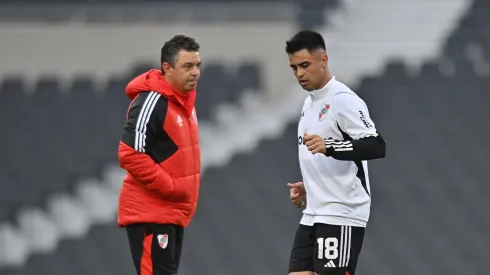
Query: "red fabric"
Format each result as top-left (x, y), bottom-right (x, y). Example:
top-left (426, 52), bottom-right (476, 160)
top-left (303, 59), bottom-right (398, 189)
top-left (346, 272), bottom-right (351, 275)
top-left (117, 69), bottom-right (201, 228)
top-left (125, 69), bottom-right (196, 116)
top-left (140, 234), bottom-right (153, 275)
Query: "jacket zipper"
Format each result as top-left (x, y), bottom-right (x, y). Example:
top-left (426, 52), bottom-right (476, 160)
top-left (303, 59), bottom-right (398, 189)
top-left (188, 110), bottom-right (197, 221)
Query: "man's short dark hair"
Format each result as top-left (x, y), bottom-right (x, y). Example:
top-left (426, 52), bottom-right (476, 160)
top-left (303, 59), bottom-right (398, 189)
top-left (285, 30), bottom-right (326, 54)
top-left (161, 35), bottom-right (200, 74)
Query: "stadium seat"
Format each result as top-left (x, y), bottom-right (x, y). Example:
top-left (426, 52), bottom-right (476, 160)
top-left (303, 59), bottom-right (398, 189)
top-left (296, 0), bottom-right (340, 29)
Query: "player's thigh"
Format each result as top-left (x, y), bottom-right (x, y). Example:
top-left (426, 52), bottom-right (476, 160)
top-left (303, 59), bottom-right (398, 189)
top-left (289, 224), bottom-right (316, 274)
top-left (126, 223), bottom-right (184, 275)
top-left (312, 224), bottom-right (365, 275)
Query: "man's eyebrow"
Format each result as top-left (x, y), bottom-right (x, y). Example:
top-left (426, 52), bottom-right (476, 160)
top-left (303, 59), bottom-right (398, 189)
top-left (290, 61), bottom-right (310, 66)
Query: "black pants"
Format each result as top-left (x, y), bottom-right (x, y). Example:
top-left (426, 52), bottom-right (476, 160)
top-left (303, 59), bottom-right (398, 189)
top-left (126, 223), bottom-right (184, 275)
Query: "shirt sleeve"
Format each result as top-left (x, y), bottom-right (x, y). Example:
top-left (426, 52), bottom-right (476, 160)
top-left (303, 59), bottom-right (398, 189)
top-left (324, 92), bottom-right (386, 161)
top-left (118, 91), bottom-right (176, 198)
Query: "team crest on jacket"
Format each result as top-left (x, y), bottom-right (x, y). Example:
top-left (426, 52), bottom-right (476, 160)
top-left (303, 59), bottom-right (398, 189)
top-left (157, 234), bottom-right (169, 249)
top-left (318, 104), bottom-right (330, 121)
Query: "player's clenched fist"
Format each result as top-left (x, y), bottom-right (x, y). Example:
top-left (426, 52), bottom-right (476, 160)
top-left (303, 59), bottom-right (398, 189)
top-left (304, 133), bottom-right (326, 154)
top-left (287, 182), bottom-right (306, 208)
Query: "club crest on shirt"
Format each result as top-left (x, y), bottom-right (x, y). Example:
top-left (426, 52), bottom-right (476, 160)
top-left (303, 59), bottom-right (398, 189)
top-left (157, 234), bottom-right (169, 249)
top-left (318, 104), bottom-right (330, 121)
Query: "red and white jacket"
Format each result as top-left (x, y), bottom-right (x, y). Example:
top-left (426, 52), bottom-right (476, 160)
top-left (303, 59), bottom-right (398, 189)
top-left (117, 69), bottom-right (201, 228)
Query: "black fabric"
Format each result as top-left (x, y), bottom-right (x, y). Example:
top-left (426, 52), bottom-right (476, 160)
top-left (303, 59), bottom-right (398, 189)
top-left (338, 127), bottom-right (369, 196)
top-left (126, 223), bottom-right (184, 275)
top-left (354, 159), bottom-right (369, 196)
top-left (288, 224), bottom-right (315, 273)
top-left (325, 125), bottom-right (386, 161)
top-left (289, 223), bottom-right (365, 275)
top-left (126, 224), bottom-right (146, 275)
top-left (324, 126), bottom-right (385, 196)
top-left (121, 91), bottom-right (178, 164)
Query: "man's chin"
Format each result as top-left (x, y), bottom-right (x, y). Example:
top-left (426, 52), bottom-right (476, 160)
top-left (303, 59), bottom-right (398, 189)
top-left (302, 86), bottom-right (314, 92)
top-left (299, 82), bottom-right (313, 92)
top-left (185, 83), bottom-right (197, 91)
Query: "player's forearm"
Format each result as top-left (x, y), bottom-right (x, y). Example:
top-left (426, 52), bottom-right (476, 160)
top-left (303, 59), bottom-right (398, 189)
top-left (324, 135), bottom-right (386, 161)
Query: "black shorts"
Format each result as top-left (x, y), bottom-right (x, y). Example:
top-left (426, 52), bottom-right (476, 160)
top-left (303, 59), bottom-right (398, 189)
top-left (126, 223), bottom-right (184, 275)
top-left (288, 223), bottom-right (365, 275)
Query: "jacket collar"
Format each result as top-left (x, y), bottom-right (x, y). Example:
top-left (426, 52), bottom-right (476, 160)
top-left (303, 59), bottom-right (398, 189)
top-left (308, 76), bottom-right (335, 100)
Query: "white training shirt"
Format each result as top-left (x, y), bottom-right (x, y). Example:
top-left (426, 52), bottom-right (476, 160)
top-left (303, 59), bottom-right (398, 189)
top-left (297, 76), bottom-right (380, 228)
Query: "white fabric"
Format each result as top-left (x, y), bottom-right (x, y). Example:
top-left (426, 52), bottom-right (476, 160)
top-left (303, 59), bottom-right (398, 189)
top-left (298, 77), bottom-right (378, 227)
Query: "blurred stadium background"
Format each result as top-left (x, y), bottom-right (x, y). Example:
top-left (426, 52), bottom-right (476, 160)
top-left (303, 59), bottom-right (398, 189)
top-left (0, 0), bottom-right (489, 274)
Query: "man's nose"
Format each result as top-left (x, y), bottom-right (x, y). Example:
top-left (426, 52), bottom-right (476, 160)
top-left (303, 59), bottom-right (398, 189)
top-left (191, 66), bottom-right (200, 76)
top-left (296, 68), bottom-right (305, 78)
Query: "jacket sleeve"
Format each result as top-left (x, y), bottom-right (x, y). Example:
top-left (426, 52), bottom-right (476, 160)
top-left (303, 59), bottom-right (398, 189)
top-left (324, 92), bottom-right (386, 161)
top-left (118, 91), bottom-right (175, 198)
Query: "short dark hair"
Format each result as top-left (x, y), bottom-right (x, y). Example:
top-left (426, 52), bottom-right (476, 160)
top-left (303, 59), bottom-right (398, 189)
top-left (161, 35), bottom-right (200, 74)
top-left (285, 30), bottom-right (326, 54)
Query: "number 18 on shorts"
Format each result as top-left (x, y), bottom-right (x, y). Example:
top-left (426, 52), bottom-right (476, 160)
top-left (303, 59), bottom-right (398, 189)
top-left (289, 224), bottom-right (365, 275)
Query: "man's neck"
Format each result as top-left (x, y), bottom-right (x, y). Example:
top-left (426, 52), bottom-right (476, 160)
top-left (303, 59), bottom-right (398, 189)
top-left (163, 75), bottom-right (186, 95)
top-left (315, 73), bottom-right (333, 91)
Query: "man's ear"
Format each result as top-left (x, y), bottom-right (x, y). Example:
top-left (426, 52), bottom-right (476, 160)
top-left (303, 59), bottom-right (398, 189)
top-left (322, 53), bottom-right (329, 68)
top-left (162, 62), bottom-right (172, 76)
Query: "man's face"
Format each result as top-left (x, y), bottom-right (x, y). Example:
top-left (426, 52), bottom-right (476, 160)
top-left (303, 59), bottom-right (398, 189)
top-left (288, 49), bottom-right (327, 92)
top-left (164, 50), bottom-right (201, 93)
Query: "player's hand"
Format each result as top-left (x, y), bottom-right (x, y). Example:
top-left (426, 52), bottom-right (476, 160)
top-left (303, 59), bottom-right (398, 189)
top-left (287, 182), bottom-right (306, 208)
top-left (304, 133), bottom-right (326, 154)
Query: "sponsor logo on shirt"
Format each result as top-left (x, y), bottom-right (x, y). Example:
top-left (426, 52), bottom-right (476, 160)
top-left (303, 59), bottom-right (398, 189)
top-left (358, 111), bottom-right (372, 128)
top-left (298, 136), bottom-right (305, 145)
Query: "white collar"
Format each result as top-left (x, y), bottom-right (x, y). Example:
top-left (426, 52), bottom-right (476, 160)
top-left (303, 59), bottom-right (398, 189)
top-left (309, 76), bottom-right (335, 100)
